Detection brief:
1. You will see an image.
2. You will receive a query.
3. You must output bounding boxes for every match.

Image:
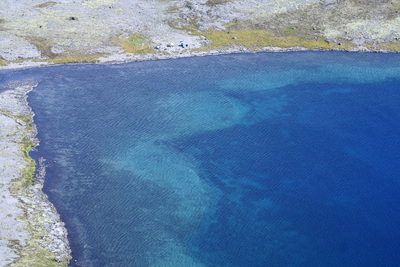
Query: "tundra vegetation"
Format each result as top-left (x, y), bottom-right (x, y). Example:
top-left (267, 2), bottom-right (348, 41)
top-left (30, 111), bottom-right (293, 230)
top-left (0, 0), bottom-right (399, 66)
top-left (0, 0), bottom-right (399, 266)
top-left (0, 89), bottom-right (71, 266)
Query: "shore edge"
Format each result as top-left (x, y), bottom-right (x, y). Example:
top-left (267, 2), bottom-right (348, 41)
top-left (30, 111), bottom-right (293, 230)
top-left (0, 84), bottom-right (70, 266)
top-left (0, 44), bottom-right (398, 266)
top-left (0, 44), bottom-right (394, 71)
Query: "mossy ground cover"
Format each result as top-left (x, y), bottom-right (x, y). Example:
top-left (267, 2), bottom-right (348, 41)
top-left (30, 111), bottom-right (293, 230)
top-left (19, 139), bottom-right (36, 188)
top-left (10, 197), bottom-right (70, 267)
top-left (10, 201), bottom-right (69, 267)
top-left (391, 0), bottom-right (400, 11)
top-left (11, 114), bottom-right (36, 191)
top-left (0, 53), bottom-right (8, 66)
top-left (201, 28), bottom-right (356, 51)
top-left (5, 111), bottom-right (70, 266)
top-left (0, 58), bottom-right (7, 66)
top-left (50, 52), bottom-right (105, 64)
top-left (26, 36), bottom-right (105, 64)
top-left (120, 34), bottom-right (157, 55)
top-left (199, 0), bottom-right (398, 52)
top-left (378, 41), bottom-right (400, 51)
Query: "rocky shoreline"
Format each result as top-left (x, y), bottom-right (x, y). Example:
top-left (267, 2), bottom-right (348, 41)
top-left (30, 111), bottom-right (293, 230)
top-left (0, 41), bottom-right (398, 266)
top-left (1, 0), bottom-right (399, 71)
top-left (0, 84), bottom-right (70, 266)
top-left (0, 43), bottom-right (388, 72)
top-left (1, 0), bottom-right (400, 264)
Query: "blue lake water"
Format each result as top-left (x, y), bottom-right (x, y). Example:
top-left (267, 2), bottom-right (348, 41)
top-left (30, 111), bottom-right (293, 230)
top-left (2, 51), bottom-right (400, 266)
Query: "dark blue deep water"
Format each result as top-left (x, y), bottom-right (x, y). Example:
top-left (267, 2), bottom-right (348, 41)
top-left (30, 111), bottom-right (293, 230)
top-left (2, 52), bottom-right (400, 266)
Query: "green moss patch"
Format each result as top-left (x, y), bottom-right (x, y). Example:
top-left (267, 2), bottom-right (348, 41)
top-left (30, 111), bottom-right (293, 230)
top-left (5, 111), bottom-right (70, 266)
top-left (20, 139), bottom-right (36, 188)
top-left (377, 41), bottom-right (400, 51)
top-left (10, 114), bottom-right (37, 191)
top-left (120, 34), bottom-right (156, 54)
top-left (0, 56), bottom-right (8, 66)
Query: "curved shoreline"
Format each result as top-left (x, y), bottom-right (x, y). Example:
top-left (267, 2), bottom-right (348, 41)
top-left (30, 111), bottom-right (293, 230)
top-left (0, 46), bottom-right (317, 267)
top-left (0, 0), bottom-right (399, 264)
top-left (0, 43), bottom-right (395, 72)
top-left (0, 45), bottom-right (398, 266)
top-left (0, 83), bottom-right (70, 266)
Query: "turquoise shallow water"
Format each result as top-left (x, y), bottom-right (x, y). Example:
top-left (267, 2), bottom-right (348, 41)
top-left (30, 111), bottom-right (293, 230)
top-left (2, 52), bottom-right (400, 266)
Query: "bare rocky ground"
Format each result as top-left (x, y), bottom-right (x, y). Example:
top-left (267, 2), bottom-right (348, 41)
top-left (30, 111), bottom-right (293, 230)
top-left (0, 84), bottom-right (70, 266)
top-left (0, 0), bottom-right (399, 266)
top-left (0, 0), bottom-right (399, 69)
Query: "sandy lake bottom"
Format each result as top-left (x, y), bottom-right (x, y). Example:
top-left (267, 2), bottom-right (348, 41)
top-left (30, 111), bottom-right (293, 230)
top-left (3, 51), bottom-right (400, 266)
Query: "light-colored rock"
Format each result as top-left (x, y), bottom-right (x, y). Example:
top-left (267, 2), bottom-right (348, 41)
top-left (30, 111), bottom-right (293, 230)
top-left (0, 84), bottom-right (70, 266)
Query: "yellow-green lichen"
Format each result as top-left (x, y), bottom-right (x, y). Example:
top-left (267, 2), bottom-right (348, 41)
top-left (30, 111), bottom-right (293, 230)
top-left (201, 28), bottom-right (345, 51)
top-left (0, 108), bottom-right (13, 117)
top-left (0, 51), bottom-right (8, 66)
top-left (377, 41), bottom-right (400, 52)
top-left (5, 111), bottom-right (70, 266)
top-left (10, 199), bottom-right (70, 267)
top-left (0, 58), bottom-right (8, 66)
top-left (119, 34), bottom-right (157, 55)
top-left (10, 114), bottom-right (36, 191)
top-left (19, 139), bottom-right (36, 188)
top-left (50, 52), bottom-right (105, 64)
